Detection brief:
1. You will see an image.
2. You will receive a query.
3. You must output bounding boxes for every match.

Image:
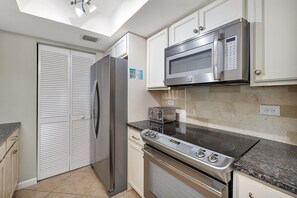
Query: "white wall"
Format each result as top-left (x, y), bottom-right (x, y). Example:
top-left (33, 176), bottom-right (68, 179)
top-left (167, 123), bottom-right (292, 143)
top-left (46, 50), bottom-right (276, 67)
top-left (0, 30), bottom-right (102, 183)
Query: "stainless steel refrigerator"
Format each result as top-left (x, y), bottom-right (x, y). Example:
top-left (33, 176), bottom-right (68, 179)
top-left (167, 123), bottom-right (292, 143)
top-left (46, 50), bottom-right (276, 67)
top-left (90, 55), bottom-right (127, 197)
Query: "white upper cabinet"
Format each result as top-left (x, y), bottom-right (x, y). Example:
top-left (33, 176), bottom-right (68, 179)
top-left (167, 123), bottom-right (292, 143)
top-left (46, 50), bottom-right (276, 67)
top-left (234, 171), bottom-right (294, 198)
top-left (169, 11), bottom-right (199, 46)
top-left (249, 0), bottom-right (297, 86)
top-left (104, 47), bottom-right (113, 57)
top-left (199, 0), bottom-right (245, 33)
top-left (113, 34), bottom-right (128, 58)
top-left (147, 29), bottom-right (169, 89)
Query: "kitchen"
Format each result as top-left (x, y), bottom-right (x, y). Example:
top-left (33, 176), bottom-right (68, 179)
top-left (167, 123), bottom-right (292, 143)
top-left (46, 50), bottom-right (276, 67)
top-left (0, 0), bottom-right (296, 198)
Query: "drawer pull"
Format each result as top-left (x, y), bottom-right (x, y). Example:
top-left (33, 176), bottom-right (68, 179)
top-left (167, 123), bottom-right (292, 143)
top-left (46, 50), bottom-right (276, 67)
top-left (132, 136), bottom-right (140, 141)
top-left (10, 136), bottom-right (18, 141)
top-left (249, 192), bottom-right (255, 198)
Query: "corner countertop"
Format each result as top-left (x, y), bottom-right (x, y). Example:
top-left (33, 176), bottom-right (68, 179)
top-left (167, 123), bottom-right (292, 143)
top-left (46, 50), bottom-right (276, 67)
top-left (0, 122), bottom-right (21, 146)
top-left (127, 120), bottom-right (297, 196)
top-left (233, 139), bottom-right (297, 195)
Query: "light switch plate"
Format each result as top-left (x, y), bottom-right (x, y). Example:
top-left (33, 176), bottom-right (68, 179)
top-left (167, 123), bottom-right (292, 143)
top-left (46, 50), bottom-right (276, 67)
top-left (260, 105), bottom-right (280, 116)
top-left (167, 100), bottom-right (175, 106)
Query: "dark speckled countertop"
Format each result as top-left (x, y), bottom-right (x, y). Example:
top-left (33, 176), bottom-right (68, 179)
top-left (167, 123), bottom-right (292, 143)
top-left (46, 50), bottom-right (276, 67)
top-left (0, 122), bottom-right (21, 146)
top-left (127, 120), bottom-right (297, 196)
top-left (233, 139), bottom-right (297, 195)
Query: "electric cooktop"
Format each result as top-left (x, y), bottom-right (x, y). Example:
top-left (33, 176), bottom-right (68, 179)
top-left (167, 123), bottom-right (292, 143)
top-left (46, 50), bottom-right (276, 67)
top-left (144, 121), bottom-right (260, 160)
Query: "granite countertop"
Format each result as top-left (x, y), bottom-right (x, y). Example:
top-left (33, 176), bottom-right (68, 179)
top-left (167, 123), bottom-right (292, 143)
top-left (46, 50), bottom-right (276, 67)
top-left (233, 139), bottom-right (297, 195)
top-left (127, 120), bottom-right (297, 195)
top-left (0, 122), bottom-right (21, 146)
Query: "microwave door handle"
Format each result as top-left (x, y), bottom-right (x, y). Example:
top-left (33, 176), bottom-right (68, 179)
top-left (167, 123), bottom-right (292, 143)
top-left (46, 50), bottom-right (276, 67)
top-left (213, 32), bottom-right (221, 80)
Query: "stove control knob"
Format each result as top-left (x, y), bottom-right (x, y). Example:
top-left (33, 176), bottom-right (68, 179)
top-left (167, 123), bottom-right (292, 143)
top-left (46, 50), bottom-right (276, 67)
top-left (150, 132), bottom-right (157, 138)
top-left (196, 148), bottom-right (205, 158)
top-left (208, 153), bottom-right (218, 163)
top-left (145, 130), bottom-right (152, 136)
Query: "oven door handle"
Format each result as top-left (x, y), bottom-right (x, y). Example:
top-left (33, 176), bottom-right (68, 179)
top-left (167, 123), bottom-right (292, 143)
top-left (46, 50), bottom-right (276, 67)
top-left (143, 148), bottom-right (225, 197)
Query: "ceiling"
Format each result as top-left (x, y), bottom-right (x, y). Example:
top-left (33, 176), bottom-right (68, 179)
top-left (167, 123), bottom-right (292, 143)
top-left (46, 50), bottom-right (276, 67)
top-left (16, 0), bottom-right (148, 36)
top-left (0, 0), bottom-right (211, 52)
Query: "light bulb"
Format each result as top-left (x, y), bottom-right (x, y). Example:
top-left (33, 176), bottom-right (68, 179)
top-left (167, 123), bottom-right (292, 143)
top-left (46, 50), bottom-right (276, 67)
top-left (75, 7), bottom-right (84, 17)
top-left (88, 4), bottom-right (97, 13)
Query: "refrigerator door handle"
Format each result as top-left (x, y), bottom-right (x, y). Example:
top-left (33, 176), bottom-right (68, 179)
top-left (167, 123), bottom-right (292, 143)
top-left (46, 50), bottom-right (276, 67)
top-left (91, 80), bottom-right (100, 138)
top-left (95, 81), bottom-right (100, 138)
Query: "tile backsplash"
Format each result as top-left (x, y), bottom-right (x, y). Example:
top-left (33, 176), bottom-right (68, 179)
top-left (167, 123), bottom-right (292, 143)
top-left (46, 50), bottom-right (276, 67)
top-left (159, 85), bottom-right (297, 145)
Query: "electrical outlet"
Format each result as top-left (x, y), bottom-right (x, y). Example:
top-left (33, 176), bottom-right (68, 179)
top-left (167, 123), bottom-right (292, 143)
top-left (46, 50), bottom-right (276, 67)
top-left (260, 105), bottom-right (280, 116)
top-left (167, 100), bottom-right (174, 106)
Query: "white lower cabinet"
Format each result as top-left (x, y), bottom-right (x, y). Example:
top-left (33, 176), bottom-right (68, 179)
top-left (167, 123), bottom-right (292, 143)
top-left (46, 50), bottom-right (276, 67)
top-left (0, 158), bottom-right (5, 198)
top-left (1, 133), bottom-right (19, 198)
top-left (128, 128), bottom-right (144, 197)
top-left (4, 146), bottom-right (13, 198)
top-left (234, 171), bottom-right (295, 198)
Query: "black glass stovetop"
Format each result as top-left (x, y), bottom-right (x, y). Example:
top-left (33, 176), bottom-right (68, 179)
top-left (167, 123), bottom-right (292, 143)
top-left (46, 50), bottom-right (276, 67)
top-left (146, 121), bottom-right (260, 160)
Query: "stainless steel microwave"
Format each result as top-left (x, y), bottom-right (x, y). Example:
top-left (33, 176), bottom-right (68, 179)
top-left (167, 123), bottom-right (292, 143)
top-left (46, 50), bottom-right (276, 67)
top-left (164, 18), bottom-right (249, 86)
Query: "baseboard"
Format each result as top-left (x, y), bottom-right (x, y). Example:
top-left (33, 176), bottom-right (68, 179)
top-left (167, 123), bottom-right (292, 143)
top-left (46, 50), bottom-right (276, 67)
top-left (16, 178), bottom-right (37, 190)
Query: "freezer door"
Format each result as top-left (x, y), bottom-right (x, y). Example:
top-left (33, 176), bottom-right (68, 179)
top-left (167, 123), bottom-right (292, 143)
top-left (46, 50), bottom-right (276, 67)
top-left (92, 56), bottom-right (113, 192)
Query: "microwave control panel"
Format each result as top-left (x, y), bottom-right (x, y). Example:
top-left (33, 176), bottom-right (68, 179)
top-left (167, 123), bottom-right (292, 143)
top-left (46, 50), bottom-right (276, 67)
top-left (225, 36), bottom-right (237, 71)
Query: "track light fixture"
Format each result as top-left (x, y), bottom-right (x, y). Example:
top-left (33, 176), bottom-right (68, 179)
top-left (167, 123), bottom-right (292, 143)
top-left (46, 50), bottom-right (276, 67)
top-left (70, 0), bottom-right (97, 17)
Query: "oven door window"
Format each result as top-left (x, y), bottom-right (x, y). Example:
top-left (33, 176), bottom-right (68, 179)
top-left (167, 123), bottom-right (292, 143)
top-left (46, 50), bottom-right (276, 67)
top-left (166, 43), bottom-right (213, 79)
top-left (150, 162), bottom-right (205, 198)
top-left (144, 147), bottom-right (228, 198)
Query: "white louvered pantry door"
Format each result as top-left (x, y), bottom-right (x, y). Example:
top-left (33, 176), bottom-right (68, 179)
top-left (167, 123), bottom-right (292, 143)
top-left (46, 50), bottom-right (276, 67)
top-left (70, 51), bottom-right (95, 170)
top-left (38, 45), bottom-right (70, 180)
top-left (38, 45), bottom-right (96, 180)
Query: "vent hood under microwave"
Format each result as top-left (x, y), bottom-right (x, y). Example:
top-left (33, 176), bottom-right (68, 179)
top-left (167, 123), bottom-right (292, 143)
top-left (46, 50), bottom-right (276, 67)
top-left (164, 18), bottom-right (250, 87)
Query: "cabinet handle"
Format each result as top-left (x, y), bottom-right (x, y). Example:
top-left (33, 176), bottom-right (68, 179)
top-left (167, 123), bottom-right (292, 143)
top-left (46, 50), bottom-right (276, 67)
top-left (199, 26), bottom-right (205, 31)
top-left (81, 115), bottom-right (85, 119)
top-left (193, 29), bottom-right (199, 33)
top-left (254, 70), bottom-right (261, 75)
top-left (249, 192), bottom-right (255, 198)
top-left (132, 136), bottom-right (140, 141)
top-left (11, 136), bottom-right (18, 141)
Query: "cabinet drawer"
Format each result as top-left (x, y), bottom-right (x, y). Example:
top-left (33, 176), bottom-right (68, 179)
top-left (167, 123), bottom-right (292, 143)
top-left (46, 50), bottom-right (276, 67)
top-left (6, 129), bottom-right (19, 152)
top-left (128, 128), bottom-right (144, 147)
top-left (0, 142), bottom-right (6, 161)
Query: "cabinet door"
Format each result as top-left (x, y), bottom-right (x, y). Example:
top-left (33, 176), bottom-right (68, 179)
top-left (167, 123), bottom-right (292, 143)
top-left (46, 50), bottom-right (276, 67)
top-left (0, 158), bottom-right (5, 198)
top-left (12, 142), bottom-right (18, 191)
top-left (4, 148), bottom-right (13, 198)
top-left (199, 0), bottom-right (245, 33)
top-left (128, 140), bottom-right (144, 197)
top-left (70, 51), bottom-right (95, 170)
top-left (147, 29), bottom-right (168, 89)
top-left (169, 11), bottom-right (199, 46)
top-left (104, 47), bottom-right (113, 57)
top-left (249, 0), bottom-right (297, 86)
top-left (113, 35), bottom-right (128, 58)
top-left (234, 171), bottom-right (294, 198)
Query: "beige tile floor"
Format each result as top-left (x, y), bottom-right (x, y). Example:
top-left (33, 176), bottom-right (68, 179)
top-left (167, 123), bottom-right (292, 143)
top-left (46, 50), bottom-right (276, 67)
top-left (14, 166), bottom-right (140, 198)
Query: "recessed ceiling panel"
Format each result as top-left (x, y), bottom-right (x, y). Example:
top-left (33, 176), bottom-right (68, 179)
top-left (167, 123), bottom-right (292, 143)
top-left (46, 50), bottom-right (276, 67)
top-left (15, 0), bottom-right (148, 37)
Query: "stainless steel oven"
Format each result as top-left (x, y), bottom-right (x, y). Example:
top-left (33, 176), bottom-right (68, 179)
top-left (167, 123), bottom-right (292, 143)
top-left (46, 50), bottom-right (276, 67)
top-left (164, 18), bottom-right (249, 86)
top-left (143, 145), bottom-right (229, 198)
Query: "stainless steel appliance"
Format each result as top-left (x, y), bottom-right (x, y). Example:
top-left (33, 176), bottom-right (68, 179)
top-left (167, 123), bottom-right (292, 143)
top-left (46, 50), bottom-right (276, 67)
top-left (164, 18), bottom-right (249, 86)
top-left (148, 107), bottom-right (176, 123)
top-left (90, 55), bottom-right (127, 197)
top-left (141, 123), bottom-right (260, 198)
